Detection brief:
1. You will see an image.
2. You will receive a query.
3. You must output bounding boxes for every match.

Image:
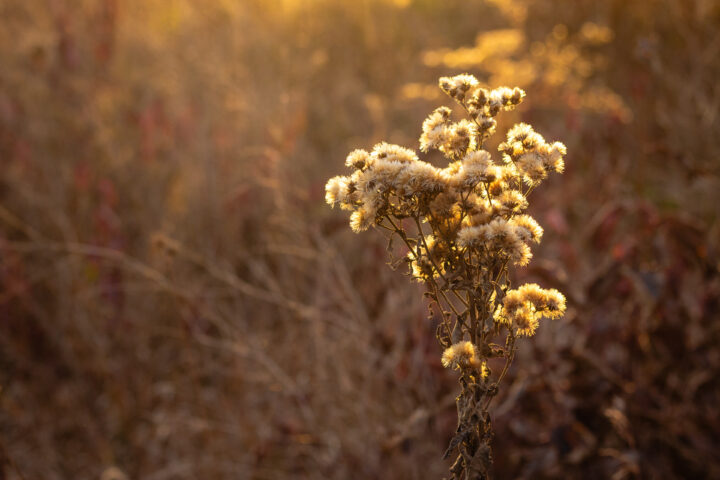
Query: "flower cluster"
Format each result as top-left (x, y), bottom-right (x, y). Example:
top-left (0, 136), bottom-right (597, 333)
top-left (496, 283), bottom-right (567, 337)
top-left (326, 74), bottom-right (567, 340)
top-left (499, 123), bottom-right (567, 185)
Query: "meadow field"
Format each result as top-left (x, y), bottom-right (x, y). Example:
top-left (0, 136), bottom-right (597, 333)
top-left (1, 0), bottom-right (719, 478)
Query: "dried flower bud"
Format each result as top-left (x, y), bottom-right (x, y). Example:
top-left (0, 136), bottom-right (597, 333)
top-left (345, 149), bottom-right (371, 170)
top-left (441, 341), bottom-right (481, 370)
top-left (325, 175), bottom-right (350, 206)
top-left (510, 215), bottom-right (544, 243)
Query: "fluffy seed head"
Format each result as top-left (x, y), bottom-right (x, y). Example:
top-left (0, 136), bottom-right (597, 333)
top-left (325, 175), bottom-right (350, 206)
top-left (349, 207), bottom-right (374, 233)
top-left (441, 341), bottom-right (480, 370)
top-left (345, 149), bottom-right (372, 170)
top-left (510, 215), bottom-right (544, 243)
top-left (372, 142), bottom-right (418, 163)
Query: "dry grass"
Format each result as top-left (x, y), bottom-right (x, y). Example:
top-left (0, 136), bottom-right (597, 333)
top-left (1, 1), bottom-right (719, 479)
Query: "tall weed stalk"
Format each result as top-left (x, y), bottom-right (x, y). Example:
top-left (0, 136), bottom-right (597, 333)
top-left (326, 74), bottom-right (568, 479)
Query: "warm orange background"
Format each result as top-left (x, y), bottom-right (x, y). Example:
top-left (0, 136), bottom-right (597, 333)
top-left (1, 1), bottom-right (718, 478)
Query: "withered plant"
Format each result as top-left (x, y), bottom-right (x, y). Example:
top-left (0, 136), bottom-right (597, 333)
top-left (326, 74), bottom-right (567, 479)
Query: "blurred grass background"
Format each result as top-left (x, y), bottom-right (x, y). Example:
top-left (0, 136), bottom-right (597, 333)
top-left (1, 0), bottom-right (719, 478)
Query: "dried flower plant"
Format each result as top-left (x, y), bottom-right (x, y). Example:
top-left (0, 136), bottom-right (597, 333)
top-left (326, 73), bottom-right (567, 479)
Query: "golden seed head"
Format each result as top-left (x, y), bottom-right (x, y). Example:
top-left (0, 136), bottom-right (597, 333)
top-left (441, 341), bottom-right (479, 370)
top-left (345, 149), bottom-right (371, 170)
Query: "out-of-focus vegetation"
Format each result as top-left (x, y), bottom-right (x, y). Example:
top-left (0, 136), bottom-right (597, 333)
top-left (1, 0), bottom-right (718, 479)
